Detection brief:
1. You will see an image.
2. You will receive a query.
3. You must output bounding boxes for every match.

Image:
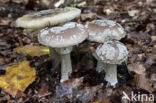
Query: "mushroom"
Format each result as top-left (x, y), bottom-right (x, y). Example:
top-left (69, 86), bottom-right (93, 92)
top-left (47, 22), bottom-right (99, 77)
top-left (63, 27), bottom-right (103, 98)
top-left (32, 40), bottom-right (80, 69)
top-left (15, 7), bottom-right (81, 69)
top-left (85, 19), bottom-right (126, 72)
top-left (94, 40), bottom-right (128, 86)
top-left (16, 7), bottom-right (81, 29)
top-left (38, 22), bottom-right (88, 82)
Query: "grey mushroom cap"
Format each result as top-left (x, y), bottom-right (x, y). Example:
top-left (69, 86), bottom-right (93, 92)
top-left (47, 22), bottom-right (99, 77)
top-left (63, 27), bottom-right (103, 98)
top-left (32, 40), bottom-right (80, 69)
top-left (86, 19), bottom-right (126, 43)
top-left (16, 7), bottom-right (81, 29)
top-left (38, 22), bottom-right (88, 48)
top-left (95, 40), bottom-right (128, 64)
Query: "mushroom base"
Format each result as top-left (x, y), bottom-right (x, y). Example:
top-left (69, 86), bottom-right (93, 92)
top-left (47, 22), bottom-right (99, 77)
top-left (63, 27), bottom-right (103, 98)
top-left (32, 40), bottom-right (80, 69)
top-left (104, 64), bottom-right (118, 87)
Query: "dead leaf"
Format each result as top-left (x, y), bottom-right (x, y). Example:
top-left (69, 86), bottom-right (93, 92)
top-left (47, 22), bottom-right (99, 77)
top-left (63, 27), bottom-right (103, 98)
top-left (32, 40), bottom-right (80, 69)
top-left (36, 85), bottom-right (51, 98)
top-left (13, 45), bottom-right (49, 57)
top-left (0, 56), bottom-right (5, 65)
top-left (151, 36), bottom-right (156, 41)
top-left (11, 0), bottom-right (28, 4)
top-left (145, 56), bottom-right (156, 66)
top-left (128, 10), bottom-right (139, 17)
top-left (0, 95), bottom-right (10, 102)
top-left (56, 77), bottom-right (84, 98)
top-left (134, 73), bottom-right (154, 93)
top-left (92, 100), bottom-right (110, 103)
top-left (0, 61), bottom-right (36, 96)
top-left (0, 0), bottom-right (9, 3)
top-left (74, 84), bottom-right (103, 103)
top-left (150, 74), bottom-right (156, 82)
top-left (127, 63), bottom-right (145, 75)
top-left (0, 18), bottom-right (12, 25)
top-left (80, 13), bottom-right (96, 21)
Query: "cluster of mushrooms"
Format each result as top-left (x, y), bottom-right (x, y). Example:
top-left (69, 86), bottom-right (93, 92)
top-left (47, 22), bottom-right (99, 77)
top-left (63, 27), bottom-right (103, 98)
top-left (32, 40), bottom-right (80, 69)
top-left (16, 7), bottom-right (128, 86)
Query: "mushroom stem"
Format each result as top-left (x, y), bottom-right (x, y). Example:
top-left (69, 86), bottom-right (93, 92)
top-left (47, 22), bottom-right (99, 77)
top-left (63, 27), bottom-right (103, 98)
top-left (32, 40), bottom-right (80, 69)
top-left (104, 64), bottom-right (118, 86)
top-left (96, 60), bottom-right (105, 73)
top-left (55, 47), bottom-right (72, 82)
top-left (49, 48), bottom-right (60, 69)
top-left (60, 53), bottom-right (72, 82)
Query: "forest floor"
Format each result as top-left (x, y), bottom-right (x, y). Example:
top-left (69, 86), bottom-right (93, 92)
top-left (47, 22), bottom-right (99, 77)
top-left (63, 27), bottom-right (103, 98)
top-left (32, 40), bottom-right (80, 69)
top-left (0, 0), bottom-right (156, 103)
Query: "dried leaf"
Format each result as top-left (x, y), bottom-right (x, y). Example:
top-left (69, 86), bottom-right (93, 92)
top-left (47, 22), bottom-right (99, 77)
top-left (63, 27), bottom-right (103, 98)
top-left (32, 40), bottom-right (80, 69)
top-left (134, 73), bottom-right (154, 93)
top-left (11, 0), bottom-right (28, 4)
top-left (74, 84), bottom-right (103, 103)
top-left (127, 63), bottom-right (145, 75)
top-left (0, 56), bottom-right (5, 65)
top-left (13, 45), bottom-right (49, 57)
top-left (145, 56), bottom-right (156, 66)
top-left (0, 95), bottom-right (10, 102)
top-left (128, 10), bottom-right (139, 17)
top-left (56, 77), bottom-right (83, 98)
top-left (92, 100), bottom-right (110, 103)
top-left (80, 13), bottom-right (96, 21)
top-left (150, 74), bottom-right (156, 82)
top-left (36, 85), bottom-right (51, 98)
top-left (0, 61), bottom-right (36, 96)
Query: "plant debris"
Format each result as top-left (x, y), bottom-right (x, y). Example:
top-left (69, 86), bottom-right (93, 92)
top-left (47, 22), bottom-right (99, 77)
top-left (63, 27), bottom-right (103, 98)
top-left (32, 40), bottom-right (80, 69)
top-left (0, 0), bottom-right (155, 102)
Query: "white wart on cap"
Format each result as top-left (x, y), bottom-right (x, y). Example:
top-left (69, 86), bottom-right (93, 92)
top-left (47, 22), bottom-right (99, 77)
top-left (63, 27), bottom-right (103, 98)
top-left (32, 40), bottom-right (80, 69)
top-left (86, 19), bottom-right (126, 43)
top-left (38, 22), bottom-right (88, 48)
top-left (95, 40), bottom-right (128, 64)
top-left (16, 7), bottom-right (81, 29)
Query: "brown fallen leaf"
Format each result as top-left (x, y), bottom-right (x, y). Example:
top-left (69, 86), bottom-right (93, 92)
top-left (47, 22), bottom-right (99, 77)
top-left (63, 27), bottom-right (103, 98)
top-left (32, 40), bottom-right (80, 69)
top-left (35, 85), bottom-right (51, 98)
top-left (0, 95), bottom-right (10, 102)
top-left (127, 63), bottom-right (145, 75)
top-left (13, 45), bottom-right (49, 57)
top-left (151, 36), bottom-right (156, 41)
top-left (0, 61), bottom-right (36, 96)
top-left (150, 74), bottom-right (156, 82)
top-left (134, 73), bottom-right (154, 93)
top-left (128, 9), bottom-right (139, 17)
top-left (11, 0), bottom-right (28, 4)
top-left (92, 100), bottom-right (110, 103)
top-left (80, 13), bottom-right (96, 21)
top-left (145, 56), bottom-right (156, 66)
top-left (0, 0), bottom-right (9, 3)
top-left (127, 63), bottom-right (154, 93)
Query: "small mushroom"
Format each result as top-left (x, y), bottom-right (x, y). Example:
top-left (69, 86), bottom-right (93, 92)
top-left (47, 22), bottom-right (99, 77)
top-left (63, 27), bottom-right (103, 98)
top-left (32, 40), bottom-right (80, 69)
top-left (85, 19), bottom-right (126, 72)
top-left (15, 7), bottom-right (81, 69)
top-left (94, 40), bottom-right (128, 86)
top-left (38, 22), bottom-right (88, 82)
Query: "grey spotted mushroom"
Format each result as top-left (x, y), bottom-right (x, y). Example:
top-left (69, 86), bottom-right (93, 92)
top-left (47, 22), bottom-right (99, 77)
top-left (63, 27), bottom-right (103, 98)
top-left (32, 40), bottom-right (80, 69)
top-left (38, 22), bottom-right (88, 82)
top-left (16, 7), bottom-right (81, 29)
top-left (95, 40), bottom-right (128, 86)
top-left (85, 19), bottom-right (126, 73)
top-left (15, 7), bottom-right (81, 69)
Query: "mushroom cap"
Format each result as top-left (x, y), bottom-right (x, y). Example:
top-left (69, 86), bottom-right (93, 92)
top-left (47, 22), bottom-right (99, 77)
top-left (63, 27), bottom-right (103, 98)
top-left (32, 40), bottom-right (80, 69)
top-left (86, 19), bottom-right (126, 43)
top-left (38, 22), bottom-right (88, 48)
top-left (95, 40), bottom-right (128, 64)
top-left (16, 7), bottom-right (81, 29)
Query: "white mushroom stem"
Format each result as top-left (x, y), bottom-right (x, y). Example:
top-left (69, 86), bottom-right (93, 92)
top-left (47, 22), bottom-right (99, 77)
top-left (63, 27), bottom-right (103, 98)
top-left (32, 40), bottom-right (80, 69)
top-left (60, 53), bottom-right (72, 82)
top-left (104, 63), bottom-right (118, 87)
top-left (91, 49), bottom-right (106, 73)
top-left (96, 60), bottom-right (106, 73)
top-left (49, 48), bottom-right (60, 69)
top-left (55, 47), bottom-right (72, 82)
